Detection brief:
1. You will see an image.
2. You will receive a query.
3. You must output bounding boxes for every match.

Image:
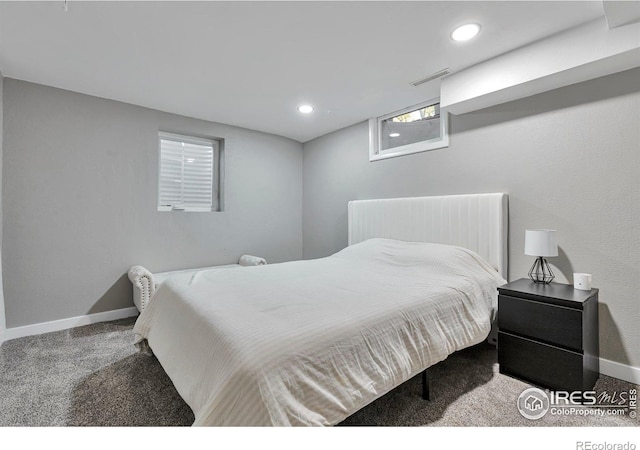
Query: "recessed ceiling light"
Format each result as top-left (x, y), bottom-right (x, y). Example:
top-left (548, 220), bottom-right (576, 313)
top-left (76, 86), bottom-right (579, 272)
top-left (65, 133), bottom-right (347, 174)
top-left (451, 23), bottom-right (481, 42)
top-left (297, 105), bottom-right (314, 114)
top-left (389, 133), bottom-right (400, 138)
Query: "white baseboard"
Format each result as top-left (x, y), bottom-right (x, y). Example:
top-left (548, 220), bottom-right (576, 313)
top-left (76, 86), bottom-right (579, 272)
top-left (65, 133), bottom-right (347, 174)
top-left (600, 357), bottom-right (640, 385)
top-left (2, 307), bottom-right (139, 342)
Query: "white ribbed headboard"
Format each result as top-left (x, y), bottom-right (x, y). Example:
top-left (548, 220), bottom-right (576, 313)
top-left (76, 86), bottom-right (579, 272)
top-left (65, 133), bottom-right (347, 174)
top-left (348, 193), bottom-right (508, 278)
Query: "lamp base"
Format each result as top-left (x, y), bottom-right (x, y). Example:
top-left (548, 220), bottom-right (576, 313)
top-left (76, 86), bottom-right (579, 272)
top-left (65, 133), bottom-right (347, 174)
top-left (528, 257), bottom-right (555, 284)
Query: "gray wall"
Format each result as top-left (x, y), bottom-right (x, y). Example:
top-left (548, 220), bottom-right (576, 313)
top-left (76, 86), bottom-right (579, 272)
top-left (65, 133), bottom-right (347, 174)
top-left (302, 68), bottom-right (640, 368)
top-left (3, 79), bottom-right (303, 328)
top-left (0, 72), bottom-right (5, 335)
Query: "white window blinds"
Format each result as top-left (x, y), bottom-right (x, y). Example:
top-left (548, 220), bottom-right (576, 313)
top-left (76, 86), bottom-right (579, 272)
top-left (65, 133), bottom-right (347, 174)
top-left (158, 132), bottom-right (219, 212)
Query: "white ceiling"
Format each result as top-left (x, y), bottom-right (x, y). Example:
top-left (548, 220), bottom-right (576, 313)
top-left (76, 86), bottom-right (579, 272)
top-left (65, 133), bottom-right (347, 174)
top-left (0, 1), bottom-right (605, 143)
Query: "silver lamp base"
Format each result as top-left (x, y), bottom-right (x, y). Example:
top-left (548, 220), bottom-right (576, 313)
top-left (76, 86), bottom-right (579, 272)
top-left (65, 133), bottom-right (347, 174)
top-left (528, 256), bottom-right (555, 284)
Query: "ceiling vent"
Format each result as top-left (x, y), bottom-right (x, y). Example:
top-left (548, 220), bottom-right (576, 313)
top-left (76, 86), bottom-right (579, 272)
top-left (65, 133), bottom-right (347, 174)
top-left (410, 68), bottom-right (452, 87)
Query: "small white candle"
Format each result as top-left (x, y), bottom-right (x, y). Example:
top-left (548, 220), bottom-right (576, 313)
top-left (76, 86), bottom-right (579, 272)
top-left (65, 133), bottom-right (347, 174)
top-left (574, 273), bottom-right (592, 291)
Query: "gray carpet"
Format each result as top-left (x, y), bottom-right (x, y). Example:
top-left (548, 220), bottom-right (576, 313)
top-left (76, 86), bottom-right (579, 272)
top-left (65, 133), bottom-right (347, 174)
top-left (0, 317), bottom-right (637, 427)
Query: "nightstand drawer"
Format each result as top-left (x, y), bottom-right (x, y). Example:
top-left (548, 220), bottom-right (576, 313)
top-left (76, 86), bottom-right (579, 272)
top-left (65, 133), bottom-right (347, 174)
top-left (498, 331), bottom-right (584, 392)
top-left (498, 294), bottom-right (583, 351)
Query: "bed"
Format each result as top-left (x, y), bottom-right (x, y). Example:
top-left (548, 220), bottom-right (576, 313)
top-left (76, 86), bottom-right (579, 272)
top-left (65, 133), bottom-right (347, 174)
top-left (133, 193), bottom-right (508, 426)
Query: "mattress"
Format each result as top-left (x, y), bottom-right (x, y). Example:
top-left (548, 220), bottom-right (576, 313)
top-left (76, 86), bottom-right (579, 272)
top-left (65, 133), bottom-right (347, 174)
top-left (133, 238), bottom-right (506, 426)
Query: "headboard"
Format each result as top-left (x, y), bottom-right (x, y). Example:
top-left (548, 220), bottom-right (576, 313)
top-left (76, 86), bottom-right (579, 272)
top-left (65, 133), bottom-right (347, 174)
top-left (348, 193), bottom-right (508, 278)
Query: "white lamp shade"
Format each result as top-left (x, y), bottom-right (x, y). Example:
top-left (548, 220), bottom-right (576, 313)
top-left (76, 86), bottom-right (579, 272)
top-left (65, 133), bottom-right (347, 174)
top-left (524, 229), bottom-right (558, 257)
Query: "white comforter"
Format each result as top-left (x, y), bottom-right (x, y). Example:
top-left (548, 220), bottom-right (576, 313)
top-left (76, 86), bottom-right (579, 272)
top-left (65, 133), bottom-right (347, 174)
top-left (133, 238), bottom-right (506, 426)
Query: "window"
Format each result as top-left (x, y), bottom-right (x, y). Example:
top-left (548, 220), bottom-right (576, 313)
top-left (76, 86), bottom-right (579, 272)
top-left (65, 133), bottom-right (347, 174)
top-left (158, 132), bottom-right (221, 212)
top-left (369, 98), bottom-right (448, 161)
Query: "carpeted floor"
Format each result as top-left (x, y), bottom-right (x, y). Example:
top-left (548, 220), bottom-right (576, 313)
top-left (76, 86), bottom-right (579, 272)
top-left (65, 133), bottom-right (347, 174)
top-left (0, 317), bottom-right (637, 427)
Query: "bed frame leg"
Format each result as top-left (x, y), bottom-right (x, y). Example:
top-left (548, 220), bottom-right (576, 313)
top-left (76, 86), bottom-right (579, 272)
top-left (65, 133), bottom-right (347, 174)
top-left (422, 368), bottom-right (431, 401)
top-left (135, 339), bottom-right (154, 356)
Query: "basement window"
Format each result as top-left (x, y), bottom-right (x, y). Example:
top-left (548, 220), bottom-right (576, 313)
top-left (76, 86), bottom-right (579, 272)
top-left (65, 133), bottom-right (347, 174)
top-left (369, 98), bottom-right (448, 161)
top-left (158, 132), bottom-right (221, 212)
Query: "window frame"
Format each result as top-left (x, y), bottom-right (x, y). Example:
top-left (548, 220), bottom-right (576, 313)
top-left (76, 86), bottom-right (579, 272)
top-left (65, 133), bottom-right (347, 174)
top-left (368, 98), bottom-right (449, 162)
top-left (157, 131), bottom-right (221, 212)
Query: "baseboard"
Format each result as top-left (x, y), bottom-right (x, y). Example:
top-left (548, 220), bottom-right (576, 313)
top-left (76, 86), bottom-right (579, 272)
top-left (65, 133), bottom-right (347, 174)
top-left (600, 357), bottom-right (640, 385)
top-left (3, 307), bottom-right (139, 342)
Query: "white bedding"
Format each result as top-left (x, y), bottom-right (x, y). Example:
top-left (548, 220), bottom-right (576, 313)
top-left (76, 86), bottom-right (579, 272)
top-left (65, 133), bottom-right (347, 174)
top-left (133, 238), bottom-right (506, 426)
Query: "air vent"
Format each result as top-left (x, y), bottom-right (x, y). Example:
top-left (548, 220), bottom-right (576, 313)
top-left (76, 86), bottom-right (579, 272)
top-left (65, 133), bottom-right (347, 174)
top-left (410, 68), bottom-right (452, 87)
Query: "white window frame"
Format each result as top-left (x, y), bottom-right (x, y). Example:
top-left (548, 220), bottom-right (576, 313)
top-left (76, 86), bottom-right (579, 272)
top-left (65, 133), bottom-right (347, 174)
top-left (369, 98), bottom-right (449, 162)
top-left (157, 131), bottom-right (220, 212)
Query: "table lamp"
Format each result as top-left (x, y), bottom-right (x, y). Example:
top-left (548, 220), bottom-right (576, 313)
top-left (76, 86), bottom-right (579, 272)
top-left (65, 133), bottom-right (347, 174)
top-left (525, 229), bottom-right (558, 284)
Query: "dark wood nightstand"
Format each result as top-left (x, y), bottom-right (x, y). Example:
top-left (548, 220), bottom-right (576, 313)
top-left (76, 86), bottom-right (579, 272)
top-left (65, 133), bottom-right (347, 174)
top-left (497, 278), bottom-right (599, 392)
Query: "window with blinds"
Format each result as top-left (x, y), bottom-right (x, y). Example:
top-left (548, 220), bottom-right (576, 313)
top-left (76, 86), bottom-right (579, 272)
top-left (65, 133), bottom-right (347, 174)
top-left (158, 132), bottom-right (220, 212)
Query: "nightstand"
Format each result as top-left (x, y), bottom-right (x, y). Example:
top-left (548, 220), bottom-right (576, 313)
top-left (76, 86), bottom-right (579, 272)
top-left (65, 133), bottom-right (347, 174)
top-left (497, 278), bottom-right (599, 392)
